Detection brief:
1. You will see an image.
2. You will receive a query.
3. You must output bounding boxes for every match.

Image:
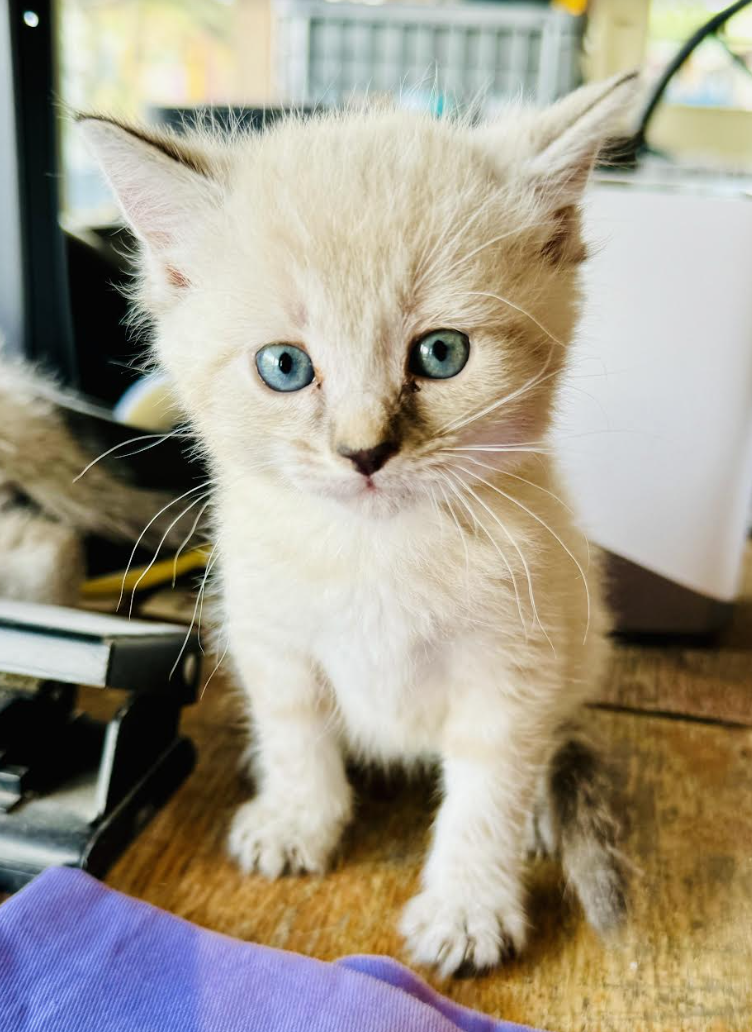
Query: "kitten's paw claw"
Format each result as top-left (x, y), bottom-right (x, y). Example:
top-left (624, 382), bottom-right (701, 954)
top-left (400, 890), bottom-right (527, 978)
top-left (228, 797), bottom-right (346, 878)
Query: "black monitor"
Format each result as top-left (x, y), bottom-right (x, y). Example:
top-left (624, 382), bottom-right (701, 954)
top-left (1, 0), bottom-right (142, 406)
top-left (1, 1), bottom-right (77, 384)
top-left (0, 0), bottom-right (199, 501)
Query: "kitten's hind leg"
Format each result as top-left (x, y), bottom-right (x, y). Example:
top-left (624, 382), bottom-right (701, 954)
top-left (531, 733), bottom-right (629, 935)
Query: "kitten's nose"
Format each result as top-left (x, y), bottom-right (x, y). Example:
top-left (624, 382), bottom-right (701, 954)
top-left (337, 440), bottom-right (398, 477)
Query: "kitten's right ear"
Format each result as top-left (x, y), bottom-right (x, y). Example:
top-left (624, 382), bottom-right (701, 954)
top-left (524, 72), bottom-right (640, 208)
top-left (77, 116), bottom-right (220, 276)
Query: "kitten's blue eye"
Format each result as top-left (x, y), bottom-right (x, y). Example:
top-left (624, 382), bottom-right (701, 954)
top-left (409, 329), bottom-right (469, 380)
top-left (255, 344), bottom-right (314, 392)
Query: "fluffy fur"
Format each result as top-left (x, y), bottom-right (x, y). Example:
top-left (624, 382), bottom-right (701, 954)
top-left (81, 73), bottom-right (637, 975)
top-left (0, 352), bottom-right (187, 603)
top-left (0, 490), bottom-right (83, 605)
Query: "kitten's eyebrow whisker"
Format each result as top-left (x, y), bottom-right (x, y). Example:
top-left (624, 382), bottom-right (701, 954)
top-left (415, 208), bottom-right (476, 286)
top-left (415, 192), bottom-right (496, 290)
top-left (463, 290), bottom-right (568, 350)
top-left (437, 224), bottom-right (529, 283)
top-left (455, 462), bottom-right (590, 644)
top-left (443, 468), bottom-right (530, 643)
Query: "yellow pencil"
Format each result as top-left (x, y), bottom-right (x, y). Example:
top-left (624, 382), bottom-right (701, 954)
top-left (81, 546), bottom-right (211, 599)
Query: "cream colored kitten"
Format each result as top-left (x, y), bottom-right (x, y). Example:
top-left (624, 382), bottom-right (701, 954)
top-left (82, 73), bottom-right (636, 975)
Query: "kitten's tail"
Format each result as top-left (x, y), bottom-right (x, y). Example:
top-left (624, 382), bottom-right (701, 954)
top-left (532, 734), bottom-right (629, 935)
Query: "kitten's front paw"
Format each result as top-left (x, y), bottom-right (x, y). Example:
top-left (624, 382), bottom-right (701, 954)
top-left (228, 796), bottom-right (348, 878)
top-left (400, 890), bottom-right (527, 978)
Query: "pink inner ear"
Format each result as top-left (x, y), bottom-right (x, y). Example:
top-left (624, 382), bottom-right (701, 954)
top-left (166, 265), bottom-right (190, 289)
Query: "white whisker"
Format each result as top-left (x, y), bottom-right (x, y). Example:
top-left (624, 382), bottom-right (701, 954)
top-left (128, 492), bottom-right (210, 617)
top-left (461, 455), bottom-right (591, 569)
top-left (444, 468), bottom-right (530, 642)
top-left (173, 499), bottom-right (212, 586)
top-left (447, 445), bottom-right (552, 455)
top-left (73, 430), bottom-right (183, 482)
top-left (440, 350), bottom-right (557, 436)
top-left (439, 224), bottom-right (528, 281)
top-left (437, 476), bottom-right (471, 601)
top-left (415, 192), bottom-right (498, 289)
top-left (198, 546), bottom-right (221, 652)
top-left (117, 481), bottom-right (212, 612)
top-left (455, 462), bottom-right (590, 643)
top-left (426, 482), bottom-right (442, 521)
top-left (464, 290), bottom-right (568, 350)
top-left (461, 456), bottom-right (573, 514)
top-left (449, 467), bottom-right (555, 654)
top-left (200, 635), bottom-right (230, 700)
top-left (170, 541), bottom-right (219, 679)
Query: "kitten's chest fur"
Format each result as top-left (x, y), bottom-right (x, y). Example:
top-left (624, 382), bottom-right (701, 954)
top-left (312, 564), bottom-right (456, 757)
top-left (220, 482), bottom-right (486, 758)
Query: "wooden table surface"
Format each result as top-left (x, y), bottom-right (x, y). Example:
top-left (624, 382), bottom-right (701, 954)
top-left (100, 548), bottom-right (750, 1031)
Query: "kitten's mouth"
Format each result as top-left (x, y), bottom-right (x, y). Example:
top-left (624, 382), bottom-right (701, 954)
top-left (319, 470), bottom-right (416, 515)
top-left (294, 462), bottom-right (421, 515)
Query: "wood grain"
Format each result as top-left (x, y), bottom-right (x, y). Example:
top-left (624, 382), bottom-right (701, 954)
top-left (104, 543), bottom-right (752, 1029)
top-left (598, 644), bottom-right (752, 727)
top-left (106, 680), bottom-right (752, 1032)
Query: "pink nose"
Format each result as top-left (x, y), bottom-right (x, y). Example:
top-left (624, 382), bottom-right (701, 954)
top-left (337, 441), bottom-right (398, 477)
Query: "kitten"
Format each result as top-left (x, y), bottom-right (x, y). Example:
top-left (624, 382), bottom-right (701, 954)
top-left (81, 72), bottom-right (636, 975)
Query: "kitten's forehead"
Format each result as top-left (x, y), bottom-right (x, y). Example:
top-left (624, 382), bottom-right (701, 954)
top-left (222, 115), bottom-right (506, 351)
top-left (245, 120), bottom-right (493, 252)
top-left (244, 113), bottom-right (489, 213)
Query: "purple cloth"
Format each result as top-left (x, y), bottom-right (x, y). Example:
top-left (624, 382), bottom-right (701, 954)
top-left (0, 867), bottom-right (545, 1032)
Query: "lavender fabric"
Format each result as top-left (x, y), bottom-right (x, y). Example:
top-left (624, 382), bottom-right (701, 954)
top-left (0, 867), bottom-right (545, 1032)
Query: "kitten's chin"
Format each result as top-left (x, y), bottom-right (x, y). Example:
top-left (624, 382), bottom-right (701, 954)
top-left (296, 473), bottom-right (421, 519)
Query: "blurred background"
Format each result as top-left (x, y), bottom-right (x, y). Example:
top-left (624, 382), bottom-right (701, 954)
top-left (58, 0), bottom-right (752, 224)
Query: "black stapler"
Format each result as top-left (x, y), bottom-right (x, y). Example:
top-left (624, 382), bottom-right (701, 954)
top-left (0, 600), bottom-right (200, 892)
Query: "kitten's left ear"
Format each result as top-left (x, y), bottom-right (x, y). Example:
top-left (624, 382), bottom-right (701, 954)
top-left (525, 71), bottom-right (641, 207)
top-left (77, 115), bottom-right (222, 292)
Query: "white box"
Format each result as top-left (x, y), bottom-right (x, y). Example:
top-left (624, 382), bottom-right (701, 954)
top-left (555, 167), bottom-right (752, 632)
